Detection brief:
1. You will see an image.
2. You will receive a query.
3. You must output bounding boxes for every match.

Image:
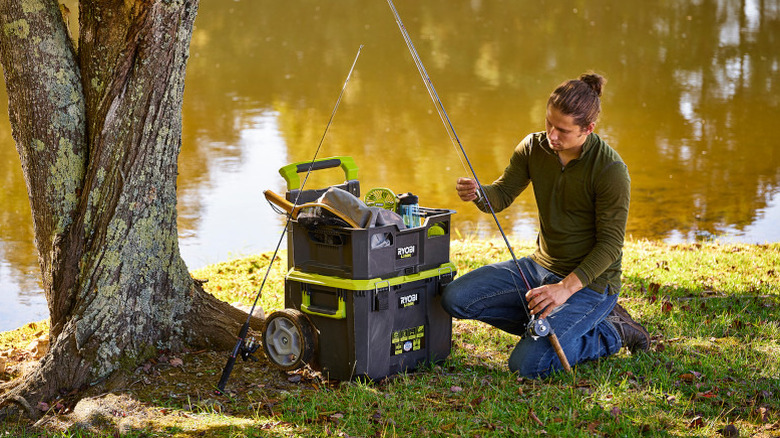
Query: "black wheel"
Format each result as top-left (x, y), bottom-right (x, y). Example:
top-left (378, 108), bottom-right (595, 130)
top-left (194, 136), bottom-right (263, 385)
top-left (262, 309), bottom-right (316, 371)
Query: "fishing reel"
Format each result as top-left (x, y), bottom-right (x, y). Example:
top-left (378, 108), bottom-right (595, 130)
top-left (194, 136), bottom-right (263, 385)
top-left (526, 316), bottom-right (551, 339)
top-left (239, 337), bottom-right (261, 362)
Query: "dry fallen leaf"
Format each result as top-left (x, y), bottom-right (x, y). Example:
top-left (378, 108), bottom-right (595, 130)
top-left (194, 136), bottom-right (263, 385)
top-left (756, 407), bottom-right (770, 423)
top-left (470, 395), bottom-right (485, 407)
top-left (26, 334), bottom-right (49, 359)
top-left (688, 416), bottom-right (705, 428)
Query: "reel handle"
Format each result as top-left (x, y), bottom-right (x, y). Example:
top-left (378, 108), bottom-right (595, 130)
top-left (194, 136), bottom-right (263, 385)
top-left (527, 317), bottom-right (572, 373)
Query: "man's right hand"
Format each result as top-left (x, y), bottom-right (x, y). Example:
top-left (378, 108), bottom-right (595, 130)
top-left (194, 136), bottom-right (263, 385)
top-left (456, 177), bottom-right (480, 202)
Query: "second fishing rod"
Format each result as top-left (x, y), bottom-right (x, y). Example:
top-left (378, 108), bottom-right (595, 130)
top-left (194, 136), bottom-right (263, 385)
top-left (216, 45), bottom-right (365, 394)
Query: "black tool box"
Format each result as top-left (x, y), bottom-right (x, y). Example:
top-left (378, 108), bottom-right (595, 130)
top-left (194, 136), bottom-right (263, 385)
top-left (284, 264), bottom-right (455, 381)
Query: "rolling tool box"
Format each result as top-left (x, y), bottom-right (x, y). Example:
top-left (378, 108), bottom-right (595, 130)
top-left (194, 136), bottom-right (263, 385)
top-left (261, 156), bottom-right (456, 381)
top-left (279, 264), bottom-right (455, 381)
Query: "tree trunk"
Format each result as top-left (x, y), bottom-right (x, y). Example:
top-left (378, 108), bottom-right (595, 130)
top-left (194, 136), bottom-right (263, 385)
top-left (0, 0), bottom-right (258, 417)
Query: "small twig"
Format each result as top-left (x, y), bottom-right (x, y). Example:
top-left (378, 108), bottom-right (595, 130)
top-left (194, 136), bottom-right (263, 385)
top-left (32, 413), bottom-right (52, 428)
top-left (529, 408), bottom-right (545, 427)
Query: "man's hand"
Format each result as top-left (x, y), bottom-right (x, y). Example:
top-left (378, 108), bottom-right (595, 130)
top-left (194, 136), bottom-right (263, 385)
top-left (456, 177), bottom-right (479, 202)
top-left (525, 273), bottom-right (583, 319)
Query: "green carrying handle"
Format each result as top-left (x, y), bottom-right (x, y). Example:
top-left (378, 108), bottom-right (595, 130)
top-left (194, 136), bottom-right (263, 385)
top-left (301, 292), bottom-right (347, 320)
top-left (279, 156), bottom-right (359, 190)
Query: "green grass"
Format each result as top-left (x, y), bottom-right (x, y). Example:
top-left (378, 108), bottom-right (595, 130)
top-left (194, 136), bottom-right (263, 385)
top-left (2, 239), bottom-right (778, 437)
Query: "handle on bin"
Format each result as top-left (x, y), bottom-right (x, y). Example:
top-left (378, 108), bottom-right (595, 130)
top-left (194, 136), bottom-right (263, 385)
top-left (279, 156), bottom-right (359, 190)
top-left (263, 189), bottom-right (360, 229)
top-left (301, 292), bottom-right (347, 319)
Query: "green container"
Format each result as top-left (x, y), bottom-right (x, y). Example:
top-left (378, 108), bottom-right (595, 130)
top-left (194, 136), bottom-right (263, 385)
top-left (285, 263), bottom-right (456, 381)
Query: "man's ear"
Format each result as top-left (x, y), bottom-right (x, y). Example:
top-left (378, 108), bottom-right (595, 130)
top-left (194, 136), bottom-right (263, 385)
top-left (583, 122), bottom-right (596, 136)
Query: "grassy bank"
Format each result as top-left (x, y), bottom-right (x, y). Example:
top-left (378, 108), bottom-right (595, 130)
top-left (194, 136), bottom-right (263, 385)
top-left (1, 239), bottom-right (778, 437)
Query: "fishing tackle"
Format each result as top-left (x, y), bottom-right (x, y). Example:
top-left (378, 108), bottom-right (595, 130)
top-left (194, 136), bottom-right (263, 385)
top-left (216, 45), bottom-right (365, 394)
top-left (385, 0), bottom-right (572, 373)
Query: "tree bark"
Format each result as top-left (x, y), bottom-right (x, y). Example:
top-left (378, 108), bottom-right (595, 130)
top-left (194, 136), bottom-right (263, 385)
top-left (0, 0), bottom-right (258, 417)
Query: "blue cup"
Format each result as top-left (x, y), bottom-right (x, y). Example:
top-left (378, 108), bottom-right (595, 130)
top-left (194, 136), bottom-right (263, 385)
top-left (397, 192), bottom-right (421, 228)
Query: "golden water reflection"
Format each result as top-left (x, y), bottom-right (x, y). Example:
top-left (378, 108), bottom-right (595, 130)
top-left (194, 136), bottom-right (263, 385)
top-left (1, 0), bottom-right (779, 329)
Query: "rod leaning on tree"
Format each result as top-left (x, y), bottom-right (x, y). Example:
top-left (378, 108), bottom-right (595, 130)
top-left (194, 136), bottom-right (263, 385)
top-left (442, 73), bottom-right (651, 377)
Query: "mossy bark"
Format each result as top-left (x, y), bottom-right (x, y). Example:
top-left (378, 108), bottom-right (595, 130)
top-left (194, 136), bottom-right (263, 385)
top-left (0, 0), bottom-right (257, 417)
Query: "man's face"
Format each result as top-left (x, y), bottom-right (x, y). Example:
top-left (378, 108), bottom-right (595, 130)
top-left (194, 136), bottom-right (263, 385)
top-left (545, 106), bottom-right (594, 154)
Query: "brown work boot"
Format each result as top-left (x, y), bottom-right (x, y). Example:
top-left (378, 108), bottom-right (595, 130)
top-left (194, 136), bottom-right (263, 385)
top-left (607, 303), bottom-right (650, 353)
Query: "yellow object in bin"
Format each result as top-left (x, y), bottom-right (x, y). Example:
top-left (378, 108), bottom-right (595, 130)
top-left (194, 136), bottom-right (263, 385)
top-left (364, 187), bottom-right (397, 211)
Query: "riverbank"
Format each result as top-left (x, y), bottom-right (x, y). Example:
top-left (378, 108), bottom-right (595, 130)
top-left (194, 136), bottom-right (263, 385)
top-left (1, 239), bottom-right (779, 437)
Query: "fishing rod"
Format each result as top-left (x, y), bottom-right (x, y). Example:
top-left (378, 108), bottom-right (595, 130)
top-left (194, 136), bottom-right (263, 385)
top-left (216, 45), bottom-right (365, 394)
top-left (385, 0), bottom-right (571, 373)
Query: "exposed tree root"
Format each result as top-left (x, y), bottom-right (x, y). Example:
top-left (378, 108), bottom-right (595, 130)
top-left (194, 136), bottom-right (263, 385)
top-left (9, 394), bottom-right (36, 419)
top-left (0, 288), bottom-right (258, 426)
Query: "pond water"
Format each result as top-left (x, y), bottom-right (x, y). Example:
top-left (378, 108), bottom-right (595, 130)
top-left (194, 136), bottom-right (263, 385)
top-left (1, 0), bottom-right (779, 331)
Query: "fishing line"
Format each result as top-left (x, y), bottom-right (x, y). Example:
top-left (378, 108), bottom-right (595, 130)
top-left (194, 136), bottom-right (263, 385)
top-left (217, 45), bottom-right (365, 393)
top-left (386, 0), bottom-right (571, 372)
top-left (385, 0), bottom-right (530, 304)
top-left (245, 44), bottom-right (364, 322)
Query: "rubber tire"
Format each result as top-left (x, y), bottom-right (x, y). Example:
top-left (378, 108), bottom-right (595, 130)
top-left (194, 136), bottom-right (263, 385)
top-left (262, 309), bottom-right (316, 371)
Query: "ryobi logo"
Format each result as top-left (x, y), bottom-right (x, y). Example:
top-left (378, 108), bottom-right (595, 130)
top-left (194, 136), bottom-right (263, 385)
top-left (396, 244), bottom-right (417, 260)
top-left (399, 293), bottom-right (419, 308)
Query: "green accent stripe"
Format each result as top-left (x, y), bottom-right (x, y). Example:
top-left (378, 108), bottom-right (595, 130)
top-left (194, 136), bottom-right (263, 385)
top-left (287, 262), bottom-right (456, 290)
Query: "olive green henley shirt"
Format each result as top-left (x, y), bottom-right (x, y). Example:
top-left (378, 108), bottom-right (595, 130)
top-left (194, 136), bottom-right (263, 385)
top-left (475, 132), bottom-right (630, 294)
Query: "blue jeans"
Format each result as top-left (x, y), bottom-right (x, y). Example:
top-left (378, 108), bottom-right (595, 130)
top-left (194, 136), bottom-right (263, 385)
top-left (441, 257), bottom-right (622, 378)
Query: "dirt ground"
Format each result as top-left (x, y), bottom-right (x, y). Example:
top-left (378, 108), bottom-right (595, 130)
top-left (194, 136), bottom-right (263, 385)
top-left (1, 322), bottom-right (320, 436)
